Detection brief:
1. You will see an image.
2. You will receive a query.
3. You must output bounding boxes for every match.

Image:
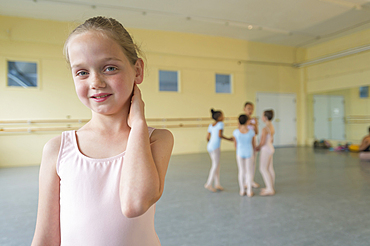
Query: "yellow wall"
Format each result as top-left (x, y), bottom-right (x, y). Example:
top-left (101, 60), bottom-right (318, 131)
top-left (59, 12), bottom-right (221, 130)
top-left (304, 28), bottom-right (370, 94)
top-left (303, 28), bottom-right (370, 144)
top-left (0, 15), bottom-right (302, 167)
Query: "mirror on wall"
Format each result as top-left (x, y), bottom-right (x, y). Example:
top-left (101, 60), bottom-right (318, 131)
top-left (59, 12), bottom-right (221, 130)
top-left (308, 86), bottom-right (370, 145)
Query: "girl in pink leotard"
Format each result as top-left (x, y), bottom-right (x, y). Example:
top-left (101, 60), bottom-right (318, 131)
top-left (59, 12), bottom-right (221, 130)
top-left (32, 16), bottom-right (174, 246)
top-left (244, 102), bottom-right (259, 189)
top-left (256, 109), bottom-right (275, 196)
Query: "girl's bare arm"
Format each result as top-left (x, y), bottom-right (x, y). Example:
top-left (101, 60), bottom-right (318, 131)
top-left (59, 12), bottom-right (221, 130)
top-left (359, 137), bottom-right (370, 151)
top-left (219, 129), bottom-right (233, 141)
top-left (252, 136), bottom-right (256, 151)
top-left (120, 85), bottom-right (173, 218)
top-left (253, 118), bottom-right (259, 135)
top-left (31, 136), bottom-right (61, 246)
top-left (256, 128), bottom-right (267, 150)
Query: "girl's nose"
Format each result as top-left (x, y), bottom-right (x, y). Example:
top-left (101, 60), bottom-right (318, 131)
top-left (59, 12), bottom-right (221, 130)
top-left (90, 72), bottom-right (106, 89)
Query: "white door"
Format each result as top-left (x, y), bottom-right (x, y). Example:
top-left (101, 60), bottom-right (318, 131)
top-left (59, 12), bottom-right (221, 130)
top-left (256, 93), bottom-right (297, 147)
top-left (313, 95), bottom-right (330, 139)
top-left (313, 95), bottom-right (345, 140)
top-left (278, 94), bottom-right (297, 146)
top-left (329, 96), bottom-right (345, 140)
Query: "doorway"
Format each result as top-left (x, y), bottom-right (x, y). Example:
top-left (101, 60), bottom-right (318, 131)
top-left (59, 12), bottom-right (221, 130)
top-left (313, 95), bottom-right (345, 140)
top-left (256, 93), bottom-right (297, 147)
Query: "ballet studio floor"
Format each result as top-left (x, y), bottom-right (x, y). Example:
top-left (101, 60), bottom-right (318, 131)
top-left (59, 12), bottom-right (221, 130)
top-left (1, 147), bottom-right (370, 246)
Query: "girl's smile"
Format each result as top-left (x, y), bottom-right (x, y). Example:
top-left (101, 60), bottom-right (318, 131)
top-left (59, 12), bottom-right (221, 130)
top-left (67, 31), bottom-right (140, 116)
top-left (90, 93), bottom-right (113, 102)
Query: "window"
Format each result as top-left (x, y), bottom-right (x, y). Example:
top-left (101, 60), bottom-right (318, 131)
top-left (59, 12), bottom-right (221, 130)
top-left (359, 86), bottom-right (369, 98)
top-left (7, 61), bottom-right (38, 88)
top-left (215, 74), bottom-right (231, 93)
top-left (159, 70), bottom-right (178, 92)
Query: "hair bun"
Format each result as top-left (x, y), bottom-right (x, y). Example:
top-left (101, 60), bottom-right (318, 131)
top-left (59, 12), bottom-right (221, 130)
top-left (211, 109), bottom-right (215, 113)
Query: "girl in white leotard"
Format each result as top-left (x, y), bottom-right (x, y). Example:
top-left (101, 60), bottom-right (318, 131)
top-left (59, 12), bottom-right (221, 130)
top-left (256, 109), bottom-right (276, 196)
top-left (205, 109), bottom-right (232, 192)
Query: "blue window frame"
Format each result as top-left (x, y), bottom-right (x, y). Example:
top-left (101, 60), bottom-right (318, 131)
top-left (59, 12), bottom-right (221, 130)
top-left (360, 86), bottom-right (369, 98)
top-left (159, 70), bottom-right (178, 92)
top-left (215, 74), bottom-right (231, 93)
top-left (7, 61), bottom-right (38, 88)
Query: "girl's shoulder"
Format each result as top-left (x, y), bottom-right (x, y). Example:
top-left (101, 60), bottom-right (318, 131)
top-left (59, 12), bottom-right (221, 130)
top-left (150, 128), bottom-right (174, 145)
top-left (44, 135), bottom-right (62, 155)
top-left (211, 121), bottom-right (223, 128)
top-left (41, 134), bottom-right (62, 172)
top-left (216, 121), bottom-right (224, 128)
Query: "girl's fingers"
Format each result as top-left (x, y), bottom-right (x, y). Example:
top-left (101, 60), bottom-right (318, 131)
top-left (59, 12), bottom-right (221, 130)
top-left (133, 84), bottom-right (142, 98)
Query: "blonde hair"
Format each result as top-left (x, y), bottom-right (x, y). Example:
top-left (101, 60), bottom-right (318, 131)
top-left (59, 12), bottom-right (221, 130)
top-left (64, 16), bottom-right (142, 65)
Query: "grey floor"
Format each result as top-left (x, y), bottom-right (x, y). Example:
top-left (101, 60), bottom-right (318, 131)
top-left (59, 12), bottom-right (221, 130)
top-left (1, 147), bottom-right (370, 246)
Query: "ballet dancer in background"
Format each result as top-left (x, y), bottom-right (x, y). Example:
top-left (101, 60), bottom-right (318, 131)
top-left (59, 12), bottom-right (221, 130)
top-left (232, 114), bottom-right (255, 197)
top-left (244, 102), bottom-right (259, 188)
top-left (256, 109), bottom-right (276, 196)
top-left (205, 109), bottom-right (232, 192)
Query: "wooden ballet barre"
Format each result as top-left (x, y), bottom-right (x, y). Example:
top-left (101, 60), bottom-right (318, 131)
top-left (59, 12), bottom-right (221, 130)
top-left (150, 122), bottom-right (238, 128)
top-left (0, 126), bottom-right (80, 133)
top-left (146, 117), bottom-right (238, 122)
top-left (346, 120), bottom-right (370, 124)
top-left (0, 119), bottom-right (89, 124)
top-left (346, 115), bottom-right (370, 120)
top-left (0, 117), bottom-right (238, 125)
top-left (0, 122), bottom-right (238, 133)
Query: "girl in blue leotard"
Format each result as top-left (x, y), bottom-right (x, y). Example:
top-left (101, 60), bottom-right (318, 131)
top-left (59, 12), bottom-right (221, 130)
top-left (232, 114), bottom-right (255, 197)
top-left (205, 109), bottom-right (232, 192)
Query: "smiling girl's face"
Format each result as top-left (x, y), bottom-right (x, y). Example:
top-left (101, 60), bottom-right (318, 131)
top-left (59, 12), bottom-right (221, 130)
top-left (67, 31), bottom-right (143, 116)
top-left (244, 104), bottom-right (254, 116)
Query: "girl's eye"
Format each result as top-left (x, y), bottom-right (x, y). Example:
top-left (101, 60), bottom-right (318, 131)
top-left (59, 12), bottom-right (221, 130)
top-left (76, 71), bottom-right (88, 76)
top-left (105, 66), bottom-right (117, 72)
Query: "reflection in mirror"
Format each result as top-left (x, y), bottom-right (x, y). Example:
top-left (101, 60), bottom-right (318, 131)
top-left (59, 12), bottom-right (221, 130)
top-left (7, 61), bottom-right (38, 88)
top-left (308, 87), bottom-right (370, 147)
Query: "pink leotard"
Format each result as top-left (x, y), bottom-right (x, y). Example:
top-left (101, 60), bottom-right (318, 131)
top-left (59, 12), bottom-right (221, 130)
top-left (56, 128), bottom-right (160, 246)
top-left (261, 127), bottom-right (275, 154)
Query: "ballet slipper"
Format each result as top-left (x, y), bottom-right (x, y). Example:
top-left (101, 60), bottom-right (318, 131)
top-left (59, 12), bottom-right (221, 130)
top-left (247, 191), bottom-right (254, 197)
top-left (215, 185), bottom-right (224, 191)
top-left (260, 189), bottom-right (275, 196)
top-left (252, 182), bottom-right (260, 188)
top-left (204, 184), bottom-right (216, 192)
top-left (239, 191), bottom-right (246, 196)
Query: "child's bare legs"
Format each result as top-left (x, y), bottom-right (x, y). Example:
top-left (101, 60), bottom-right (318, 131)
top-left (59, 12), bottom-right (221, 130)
top-left (236, 156), bottom-right (246, 196)
top-left (269, 156), bottom-right (275, 185)
top-left (251, 152), bottom-right (259, 188)
top-left (205, 148), bottom-right (220, 192)
top-left (244, 153), bottom-right (259, 188)
top-left (214, 164), bottom-right (224, 190)
top-left (246, 157), bottom-right (254, 197)
top-left (259, 149), bottom-right (275, 196)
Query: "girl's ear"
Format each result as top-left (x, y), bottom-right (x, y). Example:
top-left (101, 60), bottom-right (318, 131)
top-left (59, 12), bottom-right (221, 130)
top-left (134, 58), bottom-right (144, 85)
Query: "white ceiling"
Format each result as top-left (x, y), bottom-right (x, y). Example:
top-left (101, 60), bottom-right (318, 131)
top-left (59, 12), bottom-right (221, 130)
top-left (1, 0), bottom-right (370, 47)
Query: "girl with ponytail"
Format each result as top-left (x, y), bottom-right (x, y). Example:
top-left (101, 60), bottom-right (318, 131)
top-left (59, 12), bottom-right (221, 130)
top-left (205, 109), bottom-right (232, 192)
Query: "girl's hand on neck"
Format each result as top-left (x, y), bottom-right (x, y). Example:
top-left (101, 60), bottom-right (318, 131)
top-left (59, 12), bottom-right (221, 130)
top-left (127, 84), bottom-right (146, 128)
